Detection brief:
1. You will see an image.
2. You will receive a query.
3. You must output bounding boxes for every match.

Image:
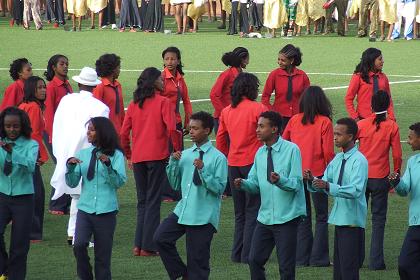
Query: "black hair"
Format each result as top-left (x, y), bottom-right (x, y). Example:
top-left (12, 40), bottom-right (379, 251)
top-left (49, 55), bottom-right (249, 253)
top-left (9, 58), bottom-right (30, 81)
top-left (279, 44), bottom-right (303, 66)
top-left (190, 111), bottom-right (214, 134)
top-left (162, 46), bottom-right (184, 75)
top-left (354, 48), bottom-right (382, 83)
top-left (409, 123), bottom-right (420, 137)
top-left (259, 111), bottom-right (283, 134)
top-left (0, 107), bottom-right (32, 139)
top-left (44, 54), bottom-right (68, 81)
top-left (231, 73), bottom-right (259, 108)
top-left (371, 90), bottom-right (390, 131)
top-left (299, 86), bottom-right (332, 125)
top-left (133, 67), bottom-right (161, 108)
top-left (88, 117), bottom-right (121, 156)
top-left (336, 118), bottom-right (358, 140)
top-left (95, 53), bottom-right (121, 78)
top-left (221, 47), bottom-right (249, 68)
top-left (23, 76), bottom-right (46, 110)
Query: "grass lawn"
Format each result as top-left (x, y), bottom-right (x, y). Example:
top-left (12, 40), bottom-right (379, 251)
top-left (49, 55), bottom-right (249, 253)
top-left (1, 15), bottom-right (420, 279)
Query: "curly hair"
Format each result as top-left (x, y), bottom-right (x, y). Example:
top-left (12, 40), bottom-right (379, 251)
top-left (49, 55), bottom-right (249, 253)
top-left (95, 53), bottom-right (121, 78)
top-left (231, 73), bottom-right (259, 108)
top-left (9, 58), bottom-right (30, 81)
top-left (0, 107), bottom-right (32, 139)
top-left (279, 44), bottom-right (303, 67)
top-left (44, 54), bottom-right (68, 81)
top-left (221, 47), bottom-right (249, 68)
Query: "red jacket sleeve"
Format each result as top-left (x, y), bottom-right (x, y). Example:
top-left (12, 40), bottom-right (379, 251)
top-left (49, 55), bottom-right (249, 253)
top-left (282, 121), bottom-right (292, 141)
top-left (44, 85), bottom-right (56, 140)
top-left (210, 72), bottom-right (228, 118)
top-left (303, 72), bottom-right (310, 89)
top-left (391, 123), bottom-right (402, 172)
top-left (384, 76), bottom-right (396, 121)
top-left (181, 79), bottom-right (192, 126)
top-left (119, 86), bottom-right (126, 131)
top-left (261, 71), bottom-right (275, 110)
top-left (93, 84), bottom-right (104, 102)
top-left (345, 74), bottom-right (361, 119)
top-left (162, 98), bottom-right (181, 152)
top-left (215, 109), bottom-right (229, 157)
top-left (26, 106), bottom-right (49, 163)
top-left (120, 104), bottom-right (133, 161)
top-left (1, 83), bottom-right (20, 111)
top-left (321, 120), bottom-right (335, 166)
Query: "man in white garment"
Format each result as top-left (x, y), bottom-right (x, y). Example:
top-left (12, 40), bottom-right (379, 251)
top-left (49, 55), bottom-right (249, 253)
top-left (50, 67), bottom-right (110, 244)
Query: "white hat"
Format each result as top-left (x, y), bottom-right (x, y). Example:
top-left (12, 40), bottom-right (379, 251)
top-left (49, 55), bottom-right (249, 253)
top-left (72, 67), bottom-right (101, 86)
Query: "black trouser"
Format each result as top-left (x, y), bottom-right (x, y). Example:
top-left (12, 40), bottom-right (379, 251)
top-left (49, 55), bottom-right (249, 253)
top-left (296, 180), bottom-right (329, 266)
top-left (43, 131), bottom-right (72, 213)
top-left (12, 0), bottom-right (23, 24)
top-left (154, 213), bottom-right (215, 280)
top-left (30, 165), bottom-right (45, 241)
top-left (229, 165), bottom-right (260, 263)
top-left (73, 210), bottom-right (116, 280)
top-left (102, 0), bottom-right (116, 25)
top-left (365, 177), bottom-right (389, 270)
top-left (249, 219), bottom-right (299, 280)
top-left (46, 0), bottom-right (65, 24)
top-left (239, 3), bottom-right (249, 34)
top-left (333, 226), bottom-right (364, 280)
top-left (0, 193), bottom-right (34, 280)
top-left (228, 1), bottom-right (239, 34)
top-left (133, 160), bottom-right (166, 251)
top-left (325, 0), bottom-right (348, 35)
top-left (398, 226), bottom-right (420, 280)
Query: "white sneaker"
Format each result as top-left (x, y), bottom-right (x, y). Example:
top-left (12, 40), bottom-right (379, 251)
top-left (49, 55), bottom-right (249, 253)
top-left (101, 25), bottom-right (108, 29)
top-left (111, 24), bottom-right (117, 30)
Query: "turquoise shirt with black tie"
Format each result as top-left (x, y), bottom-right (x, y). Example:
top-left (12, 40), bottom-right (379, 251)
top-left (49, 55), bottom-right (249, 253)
top-left (65, 146), bottom-right (127, 214)
top-left (166, 140), bottom-right (227, 230)
top-left (0, 136), bottom-right (38, 196)
top-left (309, 146), bottom-right (368, 228)
top-left (395, 153), bottom-right (420, 226)
top-left (239, 137), bottom-right (306, 225)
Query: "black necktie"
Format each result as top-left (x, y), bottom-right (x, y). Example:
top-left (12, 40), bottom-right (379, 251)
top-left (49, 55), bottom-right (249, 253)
top-left (287, 75), bottom-right (293, 102)
top-left (267, 146), bottom-right (274, 182)
top-left (372, 75), bottom-right (379, 95)
top-left (111, 85), bottom-right (120, 114)
top-left (173, 79), bottom-right (182, 114)
top-left (86, 148), bottom-right (97, 181)
top-left (3, 159), bottom-right (12, 176)
top-left (337, 158), bottom-right (347, 186)
top-left (193, 150), bottom-right (204, 185)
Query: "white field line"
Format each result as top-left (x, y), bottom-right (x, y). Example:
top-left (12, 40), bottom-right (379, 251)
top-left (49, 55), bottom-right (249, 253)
top-left (0, 67), bottom-right (419, 78)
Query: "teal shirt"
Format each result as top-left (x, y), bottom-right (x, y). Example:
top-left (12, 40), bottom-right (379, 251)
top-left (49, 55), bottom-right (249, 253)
top-left (310, 146), bottom-right (368, 228)
top-left (0, 136), bottom-right (38, 196)
top-left (166, 141), bottom-right (227, 230)
top-left (395, 153), bottom-right (420, 226)
top-left (240, 137), bottom-right (306, 225)
top-left (65, 146), bottom-right (127, 214)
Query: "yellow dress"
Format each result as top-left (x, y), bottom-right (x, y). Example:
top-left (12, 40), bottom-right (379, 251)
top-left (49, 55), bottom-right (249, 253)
top-left (87, 0), bottom-right (107, 13)
top-left (221, 0), bottom-right (232, 15)
top-left (264, 0), bottom-right (288, 29)
top-left (416, 0), bottom-right (420, 23)
top-left (162, 0), bottom-right (170, 4)
top-left (349, 0), bottom-right (361, 19)
top-left (296, 0), bottom-right (325, 26)
top-left (379, 0), bottom-right (397, 24)
top-left (187, 0), bottom-right (206, 20)
top-left (67, 0), bottom-right (88, 17)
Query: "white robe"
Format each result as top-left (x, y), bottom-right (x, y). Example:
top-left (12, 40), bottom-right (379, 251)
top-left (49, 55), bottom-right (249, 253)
top-left (50, 90), bottom-right (110, 199)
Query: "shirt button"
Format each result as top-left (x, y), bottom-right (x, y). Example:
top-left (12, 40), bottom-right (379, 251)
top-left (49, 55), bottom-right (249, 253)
top-left (94, 197), bottom-right (96, 200)
top-left (188, 184), bottom-right (190, 187)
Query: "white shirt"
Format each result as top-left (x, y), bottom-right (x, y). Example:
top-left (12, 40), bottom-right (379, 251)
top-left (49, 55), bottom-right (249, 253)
top-left (50, 90), bottom-right (110, 199)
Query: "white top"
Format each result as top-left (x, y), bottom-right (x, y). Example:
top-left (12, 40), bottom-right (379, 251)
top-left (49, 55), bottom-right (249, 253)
top-left (50, 90), bottom-right (110, 199)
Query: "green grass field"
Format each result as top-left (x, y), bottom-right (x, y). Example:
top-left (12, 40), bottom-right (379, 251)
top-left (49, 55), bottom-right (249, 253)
top-left (1, 15), bottom-right (420, 279)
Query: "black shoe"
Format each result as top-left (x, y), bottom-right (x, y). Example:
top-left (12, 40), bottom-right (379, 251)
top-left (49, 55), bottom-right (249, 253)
top-left (369, 37), bottom-right (376, 42)
top-left (217, 24), bottom-right (226, 29)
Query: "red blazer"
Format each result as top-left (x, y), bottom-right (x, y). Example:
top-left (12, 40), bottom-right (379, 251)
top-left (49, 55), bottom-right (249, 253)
top-left (1, 79), bottom-right (25, 111)
top-left (282, 113), bottom-right (335, 177)
top-left (160, 68), bottom-right (192, 126)
top-left (345, 72), bottom-right (395, 120)
top-left (357, 115), bottom-right (402, 178)
top-left (120, 95), bottom-right (181, 163)
top-left (18, 101), bottom-right (49, 163)
top-left (216, 99), bottom-right (268, 166)
top-left (261, 67), bottom-right (310, 118)
top-left (44, 77), bottom-right (73, 142)
top-left (210, 67), bottom-right (240, 119)
top-left (93, 78), bottom-right (125, 134)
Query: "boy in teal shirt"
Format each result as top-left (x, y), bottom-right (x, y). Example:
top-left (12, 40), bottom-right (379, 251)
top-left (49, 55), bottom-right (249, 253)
top-left (389, 122), bottom-right (420, 279)
top-left (234, 111), bottom-right (306, 280)
top-left (154, 111), bottom-right (227, 280)
top-left (305, 118), bottom-right (368, 280)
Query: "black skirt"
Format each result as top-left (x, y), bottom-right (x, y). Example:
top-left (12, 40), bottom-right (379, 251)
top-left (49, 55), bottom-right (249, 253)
top-left (142, 0), bottom-right (164, 32)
